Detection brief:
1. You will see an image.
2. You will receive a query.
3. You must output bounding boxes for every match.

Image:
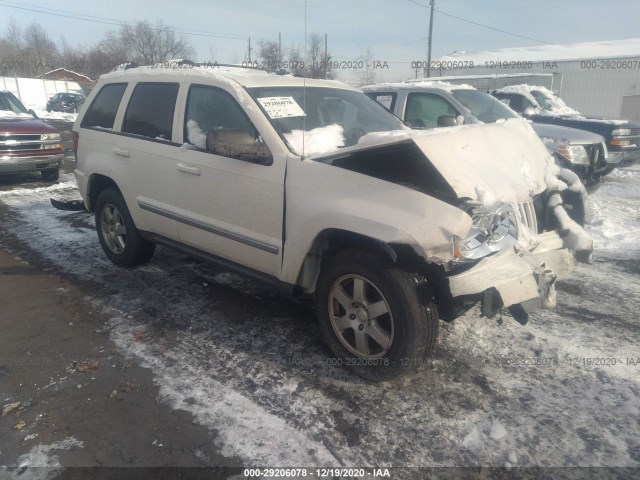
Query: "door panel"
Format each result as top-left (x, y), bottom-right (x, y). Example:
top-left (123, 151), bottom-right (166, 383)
top-left (176, 85), bottom-right (284, 276)
top-left (118, 82), bottom-right (181, 239)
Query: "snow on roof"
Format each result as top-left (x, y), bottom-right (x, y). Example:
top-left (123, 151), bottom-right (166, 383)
top-left (440, 38), bottom-right (640, 63)
top-left (424, 73), bottom-right (553, 82)
top-left (363, 80), bottom-right (474, 91)
top-left (100, 65), bottom-right (357, 90)
top-left (38, 68), bottom-right (94, 82)
top-left (495, 84), bottom-right (580, 116)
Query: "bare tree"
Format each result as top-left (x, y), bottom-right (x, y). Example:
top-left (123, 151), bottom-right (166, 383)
top-left (287, 45), bottom-right (305, 77)
top-left (0, 21), bottom-right (60, 77)
top-left (23, 23), bottom-right (58, 76)
top-left (306, 33), bottom-right (333, 79)
top-left (357, 47), bottom-right (378, 86)
top-left (100, 20), bottom-right (193, 66)
top-left (258, 39), bottom-right (281, 72)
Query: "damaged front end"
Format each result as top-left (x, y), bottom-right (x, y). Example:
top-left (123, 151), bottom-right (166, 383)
top-left (441, 195), bottom-right (579, 325)
top-left (311, 120), bottom-right (592, 325)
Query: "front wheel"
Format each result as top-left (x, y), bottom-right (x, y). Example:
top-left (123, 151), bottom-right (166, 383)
top-left (95, 189), bottom-right (155, 267)
top-left (316, 249), bottom-right (439, 381)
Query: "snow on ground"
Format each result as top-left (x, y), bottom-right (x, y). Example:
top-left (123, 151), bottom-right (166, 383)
top-left (26, 106), bottom-right (78, 122)
top-left (0, 168), bottom-right (639, 469)
top-left (2, 436), bottom-right (84, 480)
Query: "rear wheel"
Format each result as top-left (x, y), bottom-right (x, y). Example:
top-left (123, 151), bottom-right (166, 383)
top-left (95, 189), bottom-right (155, 267)
top-left (41, 168), bottom-right (59, 182)
top-left (316, 249), bottom-right (439, 381)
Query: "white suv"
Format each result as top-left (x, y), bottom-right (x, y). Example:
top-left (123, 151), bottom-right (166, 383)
top-left (73, 64), bottom-right (586, 380)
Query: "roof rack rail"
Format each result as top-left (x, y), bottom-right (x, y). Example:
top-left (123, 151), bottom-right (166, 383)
top-left (109, 59), bottom-right (291, 76)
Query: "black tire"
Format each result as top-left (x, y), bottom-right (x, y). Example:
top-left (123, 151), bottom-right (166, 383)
top-left (316, 249), bottom-right (439, 381)
top-left (41, 168), bottom-right (59, 182)
top-left (94, 188), bottom-right (155, 268)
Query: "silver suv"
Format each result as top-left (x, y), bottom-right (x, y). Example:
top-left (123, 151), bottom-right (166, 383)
top-left (73, 64), bottom-right (587, 380)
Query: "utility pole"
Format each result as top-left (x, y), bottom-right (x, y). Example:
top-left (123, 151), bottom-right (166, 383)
top-left (247, 37), bottom-right (253, 64)
top-left (426, 0), bottom-right (435, 78)
top-left (278, 32), bottom-right (282, 64)
top-left (324, 33), bottom-right (328, 79)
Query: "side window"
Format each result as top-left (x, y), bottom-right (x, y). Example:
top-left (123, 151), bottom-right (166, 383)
top-left (499, 94), bottom-right (524, 113)
top-left (184, 85), bottom-right (269, 162)
top-left (405, 93), bottom-right (458, 128)
top-left (367, 92), bottom-right (396, 111)
top-left (81, 83), bottom-right (127, 129)
top-left (123, 83), bottom-right (179, 141)
top-left (521, 96), bottom-right (536, 111)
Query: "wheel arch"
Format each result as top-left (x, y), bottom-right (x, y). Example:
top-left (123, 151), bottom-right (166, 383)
top-left (86, 174), bottom-right (122, 212)
top-left (294, 228), bottom-right (430, 294)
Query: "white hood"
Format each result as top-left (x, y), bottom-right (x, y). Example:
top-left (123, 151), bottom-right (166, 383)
top-left (410, 119), bottom-right (548, 204)
top-left (315, 119), bottom-right (550, 205)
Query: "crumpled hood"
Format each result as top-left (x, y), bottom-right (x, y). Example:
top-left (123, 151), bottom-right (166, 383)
top-left (311, 119), bottom-right (550, 205)
top-left (408, 119), bottom-right (548, 203)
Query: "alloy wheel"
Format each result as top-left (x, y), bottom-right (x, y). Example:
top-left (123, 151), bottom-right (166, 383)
top-left (328, 274), bottom-right (394, 358)
top-left (100, 203), bottom-right (127, 255)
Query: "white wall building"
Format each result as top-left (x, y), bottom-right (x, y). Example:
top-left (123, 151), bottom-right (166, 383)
top-left (430, 38), bottom-right (640, 121)
top-left (0, 76), bottom-right (83, 109)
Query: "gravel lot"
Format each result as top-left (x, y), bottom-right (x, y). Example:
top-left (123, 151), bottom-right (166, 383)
top-left (0, 127), bottom-right (639, 477)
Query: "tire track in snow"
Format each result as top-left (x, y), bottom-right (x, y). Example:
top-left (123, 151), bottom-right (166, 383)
top-left (0, 172), bottom-right (639, 467)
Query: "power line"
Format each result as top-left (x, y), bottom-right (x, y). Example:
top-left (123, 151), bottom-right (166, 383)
top-left (0, 1), bottom-right (247, 40)
top-left (403, 0), bottom-right (551, 45)
top-left (435, 8), bottom-right (552, 45)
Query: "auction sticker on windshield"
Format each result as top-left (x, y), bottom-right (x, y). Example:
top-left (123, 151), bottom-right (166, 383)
top-left (257, 97), bottom-right (306, 119)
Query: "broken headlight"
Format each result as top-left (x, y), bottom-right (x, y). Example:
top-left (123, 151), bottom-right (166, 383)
top-left (555, 145), bottom-right (590, 165)
top-left (454, 202), bottom-right (517, 260)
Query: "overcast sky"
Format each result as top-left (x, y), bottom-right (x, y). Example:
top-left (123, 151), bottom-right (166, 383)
top-left (1, 0), bottom-right (640, 83)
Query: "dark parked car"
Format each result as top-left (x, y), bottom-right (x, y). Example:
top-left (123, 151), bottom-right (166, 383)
top-left (0, 90), bottom-right (63, 181)
top-left (363, 82), bottom-right (610, 191)
top-left (492, 85), bottom-right (640, 167)
top-left (46, 92), bottom-right (86, 113)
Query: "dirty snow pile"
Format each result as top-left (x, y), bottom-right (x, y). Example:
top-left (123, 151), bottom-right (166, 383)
top-left (586, 163), bottom-right (640, 256)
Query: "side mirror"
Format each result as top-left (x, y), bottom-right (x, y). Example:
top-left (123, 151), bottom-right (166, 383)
top-left (28, 109), bottom-right (39, 119)
top-left (205, 129), bottom-right (272, 165)
top-left (523, 107), bottom-right (536, 117)
top-left (437, 114), bottom-right (458, 127)
top-left (456, 115), bottom-right (465, 125)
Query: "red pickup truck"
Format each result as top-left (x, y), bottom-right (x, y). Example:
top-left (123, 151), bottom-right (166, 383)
top-left (0, 90), bottom-right (63, 182)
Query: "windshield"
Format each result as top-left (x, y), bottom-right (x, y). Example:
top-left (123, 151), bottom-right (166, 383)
top-left (249, 86), bottom-right (405, 156)
top-left (530, 90), bottom-right (556, 111)
top-left (451, 89), bottom-right (519, 123)
top-left (0, 92), bottom-right (29, 114)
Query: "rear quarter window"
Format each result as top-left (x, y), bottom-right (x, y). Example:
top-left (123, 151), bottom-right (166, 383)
top-left (123, 83), bottom-right (179, 141)
top-left (367, 92), bottom-right (396, 111)
top-left (81, 83), bottom-right (127, 129)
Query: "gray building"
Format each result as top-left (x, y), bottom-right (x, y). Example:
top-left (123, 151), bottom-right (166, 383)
top-left (427, 38), bottom-right (640, 121)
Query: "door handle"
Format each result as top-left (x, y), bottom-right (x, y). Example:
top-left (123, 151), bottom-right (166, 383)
top-left (112, 147), bottom-right (130, 158)
top-left (177, 163), bottom-right (201, 176)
